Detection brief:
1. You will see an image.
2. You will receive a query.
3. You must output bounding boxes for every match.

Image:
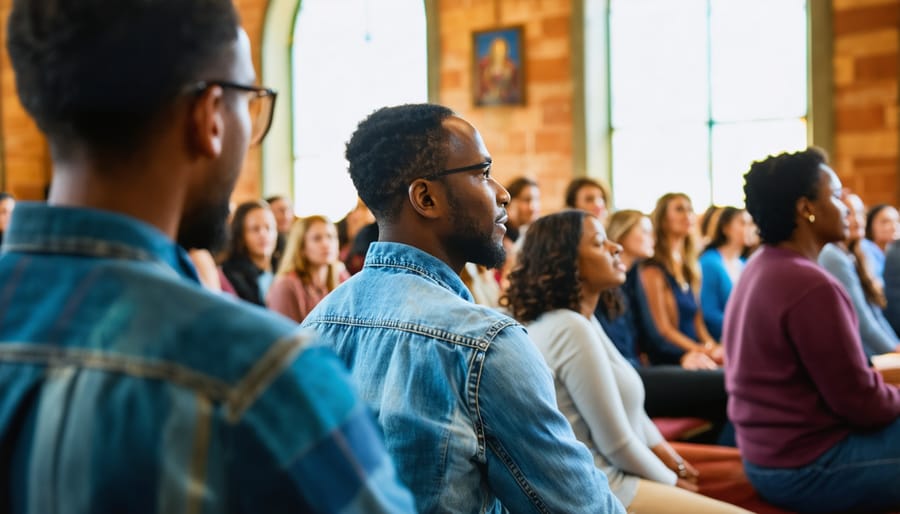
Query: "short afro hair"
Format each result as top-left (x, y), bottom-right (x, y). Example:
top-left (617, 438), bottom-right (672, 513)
top-left (7, 0), bottom-right (239, 157)
top-left (345, 104), bottom-right (454, 221)
top-left (743, 147), bottom-right (828, 245)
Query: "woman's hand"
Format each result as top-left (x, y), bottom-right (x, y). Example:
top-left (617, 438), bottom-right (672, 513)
top-left (702, 341), bottom-right (725, 364)
top-left (676, 478), bottom-right (700, 492)
top-left (652, 442), bottom-right (700, 485)
top-left (680, 350), bottom-right (718, 370)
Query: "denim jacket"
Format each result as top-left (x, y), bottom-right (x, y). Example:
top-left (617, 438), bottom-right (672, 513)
top-left (0, 204), bottom-right (415, 513)
top-left (303, 242), bottom-right (624, 514)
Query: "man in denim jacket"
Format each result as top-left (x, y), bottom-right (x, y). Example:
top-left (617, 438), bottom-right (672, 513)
top-left (0, 1), bottom-right (414, 512)
top-left (303, 104), bottom-right (625, 513)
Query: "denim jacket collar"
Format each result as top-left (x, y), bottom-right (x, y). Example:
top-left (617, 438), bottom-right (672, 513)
top-left (3, 202), bottom-right (199, 282)
top-left (364, 241), bottom-right (474, 302)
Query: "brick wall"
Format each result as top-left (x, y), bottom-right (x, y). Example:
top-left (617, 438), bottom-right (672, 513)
top-left (832, 0), bottom-right (900, 206)
top-left (439, 0), bottom-right (576, 213)
top-left (1, 1), bottom-right (899, 208)
top-left (0, 0), bottom-right (268, 201)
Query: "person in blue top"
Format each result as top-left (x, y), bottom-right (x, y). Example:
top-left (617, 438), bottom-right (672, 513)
top-left (698, 207), bottom-right (751, 340)
top-left (0, 0), bottom-right (414, 511)
top-left (861, 204), bottom-right (900, 279)
top-left (639, 194), bottom-right (723, 366)
top-left (819, 190), bottom-right (899, 357)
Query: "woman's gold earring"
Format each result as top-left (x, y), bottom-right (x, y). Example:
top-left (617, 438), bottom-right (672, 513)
top-left (808, 214), bottom-right (816, 223)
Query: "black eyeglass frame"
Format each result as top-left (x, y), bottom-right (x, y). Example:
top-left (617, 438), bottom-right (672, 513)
top-left (421, 160), bottom-right (493, 181)
top-left (189, 81), bottom-right (278, 145)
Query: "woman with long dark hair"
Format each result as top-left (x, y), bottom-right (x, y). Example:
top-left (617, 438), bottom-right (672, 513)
top-left (220, 200), bottom-right (278, 306)
top-left (503, 210), bottom-right (749, 514)
top-left (698, 206), bottom-right (752, 340)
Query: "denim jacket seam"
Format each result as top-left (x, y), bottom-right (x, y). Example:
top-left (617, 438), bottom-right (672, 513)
top-left (308, 315), bottom-right (500, 350)
top-left (0, 338), bottom-right (309, 423)
top-left (478, 322), bottom-right (551, 513)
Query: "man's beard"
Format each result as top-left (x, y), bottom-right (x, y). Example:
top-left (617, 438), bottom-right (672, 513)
top-left (177, 201), bottom-right (230, 253)
top-left (446, 192), bottom-right (506, 269)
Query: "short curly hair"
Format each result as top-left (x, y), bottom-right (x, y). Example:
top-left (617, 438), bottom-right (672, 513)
top-left (743, 147), bottom-right (827, 245)
top-left (7, 0), bottom-right (239, 158)
top-left (345, 104), bottom-right (455, 221)
top-left (502, 209), bottom-right (587, 323)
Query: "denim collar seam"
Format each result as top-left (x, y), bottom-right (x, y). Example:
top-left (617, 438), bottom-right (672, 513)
top-left (365, 259), bottom-right (466, 296)
top-left (307, 316), bottom-right (493, 349)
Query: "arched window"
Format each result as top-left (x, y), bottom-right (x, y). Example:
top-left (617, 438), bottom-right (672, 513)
top-left (290, 0), bottom-right (428, 219)
top-left (605, 0), bottom-right (810, 211)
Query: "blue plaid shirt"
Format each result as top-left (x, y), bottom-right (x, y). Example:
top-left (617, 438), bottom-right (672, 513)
top-left (0, 203), bottom-right (415, 513)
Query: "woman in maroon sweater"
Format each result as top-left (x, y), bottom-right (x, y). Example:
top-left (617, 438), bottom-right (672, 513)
top-left (724, 147), bottom-right (900, 513)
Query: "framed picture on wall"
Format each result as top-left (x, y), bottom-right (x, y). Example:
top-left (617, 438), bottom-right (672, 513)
top-left (473, 26), bottom-right (525, 106)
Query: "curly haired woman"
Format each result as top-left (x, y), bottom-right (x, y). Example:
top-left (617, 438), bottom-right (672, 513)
top-left (503, 209), bottom-right (749, 514)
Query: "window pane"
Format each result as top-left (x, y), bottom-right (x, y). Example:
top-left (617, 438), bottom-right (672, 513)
top-left (610, 0), bottom-right (709, 127)
top-left (710, 119), bottom-right (808, 207)
top-left (710, 0), bottom-right (807, 122)
top-left (611, 124), bottom-right (710, 212)
top-left (292, 0), bottom-right (427, 219)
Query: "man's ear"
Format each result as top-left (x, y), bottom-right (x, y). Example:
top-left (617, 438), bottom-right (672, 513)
top-left (190, 86), bottom-right (225, 158)
top-left (408, 178), bottom-right (445, 220)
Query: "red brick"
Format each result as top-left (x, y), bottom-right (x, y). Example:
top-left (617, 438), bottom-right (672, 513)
top-left (833, 3), bottom-right (900, 36)
top-left (855, 53), bottom-right (899, 81)
top-left (836, 105), bottom-right (888, 132)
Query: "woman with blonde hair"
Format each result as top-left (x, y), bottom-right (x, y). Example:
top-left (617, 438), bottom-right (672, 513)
top-left (640, 193), bottom-right (721, 365)
top-left (267, 215), bottom-right (349, 323)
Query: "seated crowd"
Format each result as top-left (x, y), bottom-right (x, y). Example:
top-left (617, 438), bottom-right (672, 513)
top-left (3, 1), bottom-right (900, 512)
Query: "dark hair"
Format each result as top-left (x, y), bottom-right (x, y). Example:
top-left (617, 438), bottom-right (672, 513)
top-left (265, 195), bottom-right (286, 205)
top-left (564, 177), bottom-right (608, 208)
top-left (502, 210), bottom-right (587, 323)
top-left (743, 147), bottom-right (827, 245)
top-left (506, 177), bottom-right (538, 199)
top-left (7, 0), bottom-right (239, 158)
top-left (865, 204), bottom-right (893, 242)
top-left (705, 206), bottom-right (744, 252)
top-left (345, 104), bottom-right (454, 221)
top-left (0, 192), bottom-right (14, 202)
top-left (226, 200), bottom-right (271, 261)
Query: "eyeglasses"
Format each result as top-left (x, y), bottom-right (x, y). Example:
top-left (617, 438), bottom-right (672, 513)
top-left (189, 81), bottom-right (277, 146)
top-left (421, 160), bottom-right (492, 181)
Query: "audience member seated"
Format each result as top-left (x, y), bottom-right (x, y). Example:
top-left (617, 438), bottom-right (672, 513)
top-left (726, 147), bottom-right (900, 513)
top-left (640, 193), bottom-right (722, 366)
top-left (302, 104), bottom-right (625, 513)
top-left (498, 176), bottom-right (541, 285)
top-left (264, 194), bottom-right (295, 268)
top-left (344, 220), bottom-right (378, 275)
top-left (862, 203), bottom-right (899, 280)
top-left (597, 210), bottom-right (730, 444)
top-left (699, 207), bottom-right (750, 340)
top-left (188, 248), bottom-right (223, 291)
top-left (461, 262), bottom-right (502, 307)
top-left (336, 196), bottom-right (376, 262)
top-left (698, 205), bottom-right (722, 248)
top-left (267, 215), bottom-right (348, 323)
top-left (0, 191), bottom-right (14, 247)
top-left (565, 177), bottom-right (610, 225)
top-left (884, 239), bottom-right (900, 335)
top-left (220, 200), bottom-right (278, 306)
top-left (819, 190), bottom-right (899, 357)
top-left (504, 209), bottom-right (749, 513)
top-left (0, 0), bottom-right (414, 510)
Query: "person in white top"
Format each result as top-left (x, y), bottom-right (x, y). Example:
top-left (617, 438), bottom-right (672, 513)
top-left (502, 209), bottom-right (750, 514)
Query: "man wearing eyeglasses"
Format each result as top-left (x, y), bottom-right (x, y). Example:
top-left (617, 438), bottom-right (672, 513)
top-left (302, 104), bottom-right (625, 513)
top-left (0, 1), bottom-right (414, 512)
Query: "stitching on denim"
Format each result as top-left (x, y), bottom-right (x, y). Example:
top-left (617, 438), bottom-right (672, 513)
top-left (0, 344), bottom-right (231, 399)
top-left (467, 349), bottom-right (488, 461)
top-left (5, 239), bottom-right (161, 264)
top-left (308, 315), bottom-right (510, 349)
top-left (225, 333), bottom-right (312, 422)
top-left (485, 437), bottom-right (550, 513)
